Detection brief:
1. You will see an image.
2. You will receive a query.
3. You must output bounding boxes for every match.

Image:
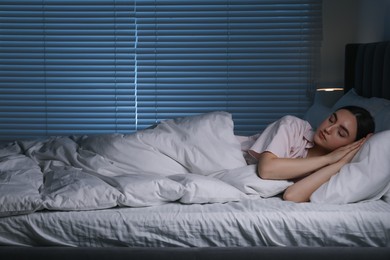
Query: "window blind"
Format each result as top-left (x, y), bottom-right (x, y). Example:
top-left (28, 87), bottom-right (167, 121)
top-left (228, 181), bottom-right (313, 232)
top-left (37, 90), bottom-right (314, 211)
top-left (0, 0), bottom-right (322, 140)
top-left (0, 0), bottom-right (136, 140)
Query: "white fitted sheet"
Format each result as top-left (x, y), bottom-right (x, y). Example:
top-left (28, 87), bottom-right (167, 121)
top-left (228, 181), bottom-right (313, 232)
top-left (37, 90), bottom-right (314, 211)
top-left (1, 196), bottom-right (389, 247)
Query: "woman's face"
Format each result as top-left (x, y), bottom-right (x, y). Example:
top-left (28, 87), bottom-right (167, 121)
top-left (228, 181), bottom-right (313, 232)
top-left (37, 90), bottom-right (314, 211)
top-left (313, 109), bottom-right (358, 151)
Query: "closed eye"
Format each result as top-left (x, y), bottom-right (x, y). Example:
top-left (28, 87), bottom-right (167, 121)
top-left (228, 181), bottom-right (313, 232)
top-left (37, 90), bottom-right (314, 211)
top-left (338, 126), bottom-right (350, 138)
top-left (338, 130), bottom-right (347, 137)
top-left (329, 113), bottom-right (336, 123)
top-left (331, 112), bottom-right (350, 138)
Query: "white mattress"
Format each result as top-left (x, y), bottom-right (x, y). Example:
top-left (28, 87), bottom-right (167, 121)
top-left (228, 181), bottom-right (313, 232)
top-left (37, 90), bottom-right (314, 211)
top-left (1, 196), bottom-right (389, 247)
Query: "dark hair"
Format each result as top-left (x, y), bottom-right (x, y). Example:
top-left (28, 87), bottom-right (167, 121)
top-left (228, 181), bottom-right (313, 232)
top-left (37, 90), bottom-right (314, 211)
top-left (337, 106), bottom-right (375, 140)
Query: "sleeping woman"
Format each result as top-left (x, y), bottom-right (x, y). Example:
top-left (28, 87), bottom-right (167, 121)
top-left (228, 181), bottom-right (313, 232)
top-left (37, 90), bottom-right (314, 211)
top-left (238, 106), bottom-right (375, 203)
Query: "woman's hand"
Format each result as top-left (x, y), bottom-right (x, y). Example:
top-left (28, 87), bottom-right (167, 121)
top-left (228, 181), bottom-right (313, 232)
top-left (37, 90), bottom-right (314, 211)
top-left (325, 138), bottom-right (366, 165)
top-left (282, 137), bottom-right (369, 203)
top-left (338, 137), bottom-right (369, 164)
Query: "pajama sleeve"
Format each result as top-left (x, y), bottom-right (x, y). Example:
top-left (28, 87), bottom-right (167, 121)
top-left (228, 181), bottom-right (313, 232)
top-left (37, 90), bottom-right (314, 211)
top-left (248, 116), bottom-right (313, 159)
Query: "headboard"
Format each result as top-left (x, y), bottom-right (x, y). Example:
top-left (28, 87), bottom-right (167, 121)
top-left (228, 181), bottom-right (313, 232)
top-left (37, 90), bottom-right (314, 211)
top-left (344, 41), bottom-right (390, 100)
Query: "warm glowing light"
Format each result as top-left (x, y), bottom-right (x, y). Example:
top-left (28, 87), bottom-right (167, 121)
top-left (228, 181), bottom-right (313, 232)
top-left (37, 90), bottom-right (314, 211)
top-left (317, 88), bottom-right (344, 92)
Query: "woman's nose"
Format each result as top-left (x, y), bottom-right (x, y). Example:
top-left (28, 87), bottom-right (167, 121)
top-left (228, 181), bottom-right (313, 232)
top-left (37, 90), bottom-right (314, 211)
top-left (324, 125), bottom-right (334, 133)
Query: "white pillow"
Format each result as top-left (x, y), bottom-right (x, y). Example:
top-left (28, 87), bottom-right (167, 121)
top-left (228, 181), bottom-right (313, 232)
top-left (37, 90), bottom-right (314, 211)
top-left (0, 155), bottom-right (43, 217)
top-left (139, 111), bottom-right (247, 174)
top-left (101, 173), bottom-right (185, 207)
top-left (42, 166), bottom-right (121, 211)
top-left (168, 174), bottom-right (246, 204)
top-left (311, 130), bottom-right (390, 204)
top-left (332, 89), bottom-right (390, 132)
top-left (209, 164), bottom-right (293, 198)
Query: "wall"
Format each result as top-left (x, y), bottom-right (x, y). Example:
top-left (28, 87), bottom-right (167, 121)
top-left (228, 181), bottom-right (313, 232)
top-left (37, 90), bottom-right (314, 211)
top-left (319, 0), bottom-right (390, 87)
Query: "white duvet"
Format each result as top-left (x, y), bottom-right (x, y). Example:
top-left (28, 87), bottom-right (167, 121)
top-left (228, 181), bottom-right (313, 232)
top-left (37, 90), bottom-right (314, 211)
top-left (0, 111), bottom-right (292, 217)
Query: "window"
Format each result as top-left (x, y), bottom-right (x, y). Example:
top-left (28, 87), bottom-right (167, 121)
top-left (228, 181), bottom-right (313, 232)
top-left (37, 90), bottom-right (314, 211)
top-left (0, 0), bottom-right (322, 140)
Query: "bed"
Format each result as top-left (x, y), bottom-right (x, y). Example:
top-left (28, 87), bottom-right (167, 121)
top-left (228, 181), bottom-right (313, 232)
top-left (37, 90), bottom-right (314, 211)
top-left (1, 41), bottom-right (390, 259)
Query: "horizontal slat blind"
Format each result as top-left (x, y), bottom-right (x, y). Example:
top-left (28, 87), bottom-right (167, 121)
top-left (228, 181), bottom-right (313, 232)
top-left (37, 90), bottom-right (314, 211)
top-left (0, 0), bottom-right (322, 140)
top-left (136, 0), bottom-right (322, 134)
top-left (0, 0), bottom-right (136, 140)
top-left (1, 1), bottom-right (45, 139)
